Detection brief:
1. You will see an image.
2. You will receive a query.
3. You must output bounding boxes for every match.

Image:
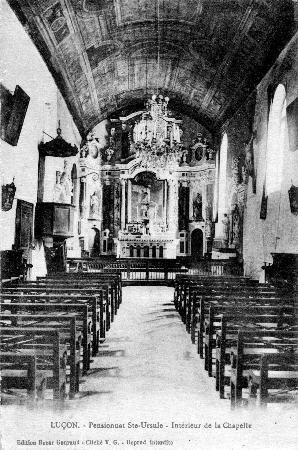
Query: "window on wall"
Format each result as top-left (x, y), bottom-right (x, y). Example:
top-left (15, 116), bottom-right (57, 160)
top-left (218, 133), bottom-right (228, 221)
top-left (266, 84), bottom-right (287, 195)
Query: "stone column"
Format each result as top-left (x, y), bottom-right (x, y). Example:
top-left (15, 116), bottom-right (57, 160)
top-left (189, 183), bottom-right (194, 221)
top-left (121, 179), bottom-right (126, 230)
top-left (168, 178), bottom-right (179, 236)
top-left (127, 179), bottom-right (132, 223)
top-left (163, 180), bottom-right (168, 227)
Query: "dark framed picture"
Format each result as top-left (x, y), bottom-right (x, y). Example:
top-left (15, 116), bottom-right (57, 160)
top-left (15, 199), bottom-right (34, 249)
top-left (0, 84), bottom-right (30, 146)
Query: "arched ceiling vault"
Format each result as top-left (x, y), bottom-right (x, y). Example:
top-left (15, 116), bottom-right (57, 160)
top-left (8, 0), bottom-right (297, 136)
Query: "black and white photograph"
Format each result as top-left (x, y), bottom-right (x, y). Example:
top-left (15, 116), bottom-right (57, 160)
top-left (0, 1), bottom-right (298, 449)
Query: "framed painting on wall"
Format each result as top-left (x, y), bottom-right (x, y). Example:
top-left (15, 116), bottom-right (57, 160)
top-left (15, 199), bottom-right (34, 249)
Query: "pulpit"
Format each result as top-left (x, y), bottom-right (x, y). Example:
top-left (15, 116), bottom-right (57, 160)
top-left (35, 202), bottom-right (75, 240)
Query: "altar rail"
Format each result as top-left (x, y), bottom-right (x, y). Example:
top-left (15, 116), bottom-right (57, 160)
top-left (67, 258), bottom-right (243, 284)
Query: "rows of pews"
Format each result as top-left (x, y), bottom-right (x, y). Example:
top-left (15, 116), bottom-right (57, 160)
top-left (174, 274), bottom-right (298, 408)
top-left (0, 271), bottom-right (122, 403)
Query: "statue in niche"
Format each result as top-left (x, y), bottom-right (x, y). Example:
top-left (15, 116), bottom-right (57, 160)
top-left (222, 213), bottom-right (230, 246)
top-left (231, 205), bottom-right (241, 247)
top-left (139, 188), bottom-right (150, 220)
top-left (90, 192), bottom-right (100, 217)
top-left (121, 122), bottom-right (131, 160)
top-left (193, 192), bottom-right (203, 221)
top-left (205, 202), bottom-right (213, 238)
top-left (245, 135), bottom-right (255, 177)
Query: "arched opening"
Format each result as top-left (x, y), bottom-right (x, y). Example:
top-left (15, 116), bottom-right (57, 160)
top-left (266, 84), bottom-right (287, 195)
top-left (79, 178), bottom-right (86, 217)
top-left (144, 245), bottom-right (149, 257)
top-left (90, 227), bottom-right (101, 257)
top-left (129, 245), bottom-right (134, 257)
top-left (191, 229), bottom-right (204, 260)
top-left (136, 245), bottom-right (141, 258)
top-left (152, 246), bottom-right (156, 258)
top-left (159, 246), bottom-right (163, 258)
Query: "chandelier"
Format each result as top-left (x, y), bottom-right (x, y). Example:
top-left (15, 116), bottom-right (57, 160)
top-left (132, 94), bottom-right (185, 170)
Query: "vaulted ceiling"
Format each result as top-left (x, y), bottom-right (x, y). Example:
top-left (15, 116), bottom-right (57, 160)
top-left (9, 0), bottom-right (297, 135)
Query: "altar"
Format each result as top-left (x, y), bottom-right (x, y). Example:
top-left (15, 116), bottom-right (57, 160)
top-left (116, 229), bottom-right (179, 259)
top-left (78, 93), bottom-right (216, 260)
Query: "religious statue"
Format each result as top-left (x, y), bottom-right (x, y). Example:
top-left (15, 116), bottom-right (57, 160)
top-left (90, 192), bottom-right (100, 217)
top-left (121, 122), bottom-right (131, 160)
top-left (193, 192), bottom-right (203, 221)
top-left (53, 160), bottom-right (73, 203)
top-left (207, 147), bottom-right (216, 160)
top-left (245, 135), bottom-right (254, 176)
top-left (80, 132), bottom-right (101, 162)
top-left (231, 206), bottom-right (241, 247)
top-left (53, 171), bottom-right (62, 202)
top-left (222, 213), bottom-right (230, 246)
top-left (139, 189), bottom-right (150, 219)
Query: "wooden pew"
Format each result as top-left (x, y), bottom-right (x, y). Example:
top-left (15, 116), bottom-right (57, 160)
top-left (0, 352), bottom-right (46, 402)
top-left (37, 272), bottom-right (122, 310)
top-left (33, 275), bottom-right (120, 324)
top-left (192, 290), bottom-right (290, 357)
top-left (174, 274), bottom-right (256, 313)
top-left (176, 277), bottom-right (260, 320)
top-left (2, 286), bottom-right (106, 344)
top-left (0, 300), bottom-right (91, 374)
top-left (0, 328), bottom-right (67, 400)
top-left (204, 304), bottom-right (295, 377)
top-left (1, 291), bottom-right (98, 355)
top-left (229, 330), bottom-right (298, 407)
top-left (247, 353), bottom-right (298, 408)
top-left (0, 313), bottom-right (81, 398)
top-left (216, 314), bottom-right (297, 398)
top-left (187, 284), bottom-right (280, 337)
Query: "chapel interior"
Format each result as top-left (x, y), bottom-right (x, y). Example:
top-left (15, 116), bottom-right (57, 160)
top-left (0, 0), bottom-right (298, 416)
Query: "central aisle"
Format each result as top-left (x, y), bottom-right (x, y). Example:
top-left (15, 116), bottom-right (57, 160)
top-left (74, 285), bottom-right (228, 417)
top-left (2, 287), bottom-right (295, 450)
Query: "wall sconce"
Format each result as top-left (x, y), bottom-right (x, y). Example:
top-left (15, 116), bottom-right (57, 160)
top-left (2, 178), bottom-right (16, 211)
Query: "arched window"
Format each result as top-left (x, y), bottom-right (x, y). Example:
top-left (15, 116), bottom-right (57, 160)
top-left (218, 133), bottom-right (228, 222)
top-left (129, 245), bottom-right (134, 257)
top-left (266, 85), bottom-right (287, 195)
top-left (152, 246), bottom-right (156, 258)
top-left (144, 246), bottom-right (149, 258)
top-left (159, 246), bottom-right (163, 258)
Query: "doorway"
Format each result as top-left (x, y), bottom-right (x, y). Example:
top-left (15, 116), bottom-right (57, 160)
top-left (191, 229), bottom-right (204, 260)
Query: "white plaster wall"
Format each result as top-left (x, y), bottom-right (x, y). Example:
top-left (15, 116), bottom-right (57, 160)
top-left (243, 34), bottom-right (298, 280)
top-left (0, 1), bottom-right (81, 273)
